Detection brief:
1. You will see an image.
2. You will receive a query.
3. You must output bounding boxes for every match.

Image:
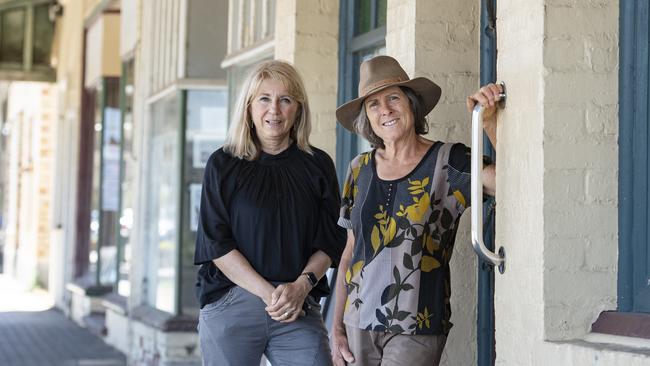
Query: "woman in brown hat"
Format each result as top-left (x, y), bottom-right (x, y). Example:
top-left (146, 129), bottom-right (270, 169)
top-left (330, 55), bottom-right (502, 366)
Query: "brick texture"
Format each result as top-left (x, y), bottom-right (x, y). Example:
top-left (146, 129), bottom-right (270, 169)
top-left (275, 0), bottom-right (339, 158)
top-left (387, 1), bottom-right (479, 365)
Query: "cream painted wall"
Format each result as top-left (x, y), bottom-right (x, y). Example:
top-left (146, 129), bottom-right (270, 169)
top-left (495, 0), bottom-right (650, 364)
top-left (387, 1), bottom-right (480, 365)
top-left (274, 0), bottom-right (339, 158)
top-left (3, 83), bottom-right (56, 289)
top-left (120, 0), bottom-right (139, 57)
top-left (85, 13), bottom-right (122, 88)
top-left (102, 14), bottom-right (122, 77)
top-left (51, 0), bottom-right (86, 309)
top-left (493, 0), bottom-right (546, 363)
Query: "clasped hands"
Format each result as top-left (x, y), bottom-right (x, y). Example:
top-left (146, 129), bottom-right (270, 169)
top-left (264, 278), bottom-right (310, 323)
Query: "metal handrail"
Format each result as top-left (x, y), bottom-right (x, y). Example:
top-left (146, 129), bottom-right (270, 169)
top-left (471, 99), bottom-right (506, 274)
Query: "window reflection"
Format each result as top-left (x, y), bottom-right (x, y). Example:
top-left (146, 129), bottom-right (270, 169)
top-left (145, 92), bottom-right (180, 313)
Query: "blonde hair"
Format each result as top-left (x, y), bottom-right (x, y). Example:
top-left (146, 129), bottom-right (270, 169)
top-left (224, 60), bottom-right (312, 160)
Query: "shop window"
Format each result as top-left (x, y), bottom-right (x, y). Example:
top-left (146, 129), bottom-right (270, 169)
top-left (335, 0), bottom-right (386, 183)
top-left (144, 92), bottom-right (181, 313)
top-left (180, 88), bottom-right (229, 316)
top-left (229, 0), bottom-right (275, 53)
top-left (0, 2), bottom-right (55, 80)
top-left (117, 59), bottom-right (136, 297)
top-left (227, 60), bottom-right (269, 120)
top-left (87, 78), bottom-right (121, 287)
top-left (143, 88), bottom-right (229, 315)
top-left (223, 0), bottom-right (275, 121)
top-left (0, 8), bottom-right (25, 64)
top-left (31, 4), bottom-right (53, 65)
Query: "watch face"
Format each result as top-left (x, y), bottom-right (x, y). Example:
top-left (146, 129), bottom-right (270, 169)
top-left (305, 272), bottom-right (318, 287)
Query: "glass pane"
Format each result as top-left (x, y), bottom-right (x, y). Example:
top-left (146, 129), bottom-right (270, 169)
top-left (88, 91), bottom-right (102, 282)
top-left (181, 89), bottom-right (228, 316)
top-left (376, 0), bottom-right (387, 28)
top-left (0, 8), bottom-right (25, 63)
top-left (355, 0), bottom-right (372, 36)
top-left (145, 92), bottom-right (180, 313)
top-left (96, 80), bottom-right (121, 286)
top-left (266, 0), bottom-right (275, 38)
top-left (242, 0), bottom-right (251, 47)
top-left (117, 60), bottom-right (136, 297)
top-left (32, 4), bottom-right (54, 66)
top-left (254, 0), bottom-right (263, 42)
top-left (228, 60), bottom-right (267, 120)
top-left (230, 0), bottom-right (241, 51)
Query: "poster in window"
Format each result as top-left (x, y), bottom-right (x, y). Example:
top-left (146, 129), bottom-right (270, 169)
top-left (189, 183), bottom-right (202, 232)
top-left (192, 134), bottom-right (223, 169)
top-left (101, 107), bottom-right (121, 212)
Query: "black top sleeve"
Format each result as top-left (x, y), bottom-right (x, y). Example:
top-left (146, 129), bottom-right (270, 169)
top-left (447, 143), bottom-right (472, 210)
top-left (312, 150), bottom-right (347, 267)
top-left (194, 151), bottom-right (238, 264)
top-left (447, 143), bottom-right (495, 211)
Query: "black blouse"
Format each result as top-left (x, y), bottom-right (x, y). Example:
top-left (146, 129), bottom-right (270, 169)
top-left (194, 143), bottom-right (347, 308)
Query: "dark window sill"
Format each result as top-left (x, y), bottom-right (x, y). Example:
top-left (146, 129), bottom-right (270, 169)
top-left (131, 304), bottom-right (198, 332)
top-left (102, 293), bottom-right (128, 315)
top-left (591, 311), bottom-right (650, 340)
top-left (65, 279), bottom-right (113, 297)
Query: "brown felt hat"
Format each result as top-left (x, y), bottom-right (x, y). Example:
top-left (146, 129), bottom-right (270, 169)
top-left (335, 55), bottom-right (442, 133)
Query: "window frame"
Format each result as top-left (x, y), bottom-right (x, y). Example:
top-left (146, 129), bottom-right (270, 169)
top-left (228, 0), bottom-right (275, 55)
top-left (592, 0), bottom-right (650, 340)
top-left (142, 83), bottom-right (229, 316)
top-left (335, 0), bottom-right (386, 185)
top-left (116, 58), bottom-right (136, 298)
top-left (0, 1), bottom-right (56, 82)
top-left (617, 0), bottom-right (650, 315)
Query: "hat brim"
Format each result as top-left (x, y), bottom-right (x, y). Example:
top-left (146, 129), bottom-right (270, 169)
top-left (335, 77), bottom-right (442, 133)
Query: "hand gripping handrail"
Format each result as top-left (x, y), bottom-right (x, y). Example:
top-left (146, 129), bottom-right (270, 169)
top-left (471, 92), bottom-right (506, 274)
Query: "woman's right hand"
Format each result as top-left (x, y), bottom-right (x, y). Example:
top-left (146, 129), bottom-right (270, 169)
top-left (331, 324), bottom-right (355, 366)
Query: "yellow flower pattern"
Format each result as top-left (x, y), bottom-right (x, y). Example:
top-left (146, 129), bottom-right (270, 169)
top-left (339, 143), bottom-right (473, 335)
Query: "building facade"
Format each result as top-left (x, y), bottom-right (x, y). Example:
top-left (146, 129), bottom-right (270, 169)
top-left (0, 0), bottom-right (648, 365)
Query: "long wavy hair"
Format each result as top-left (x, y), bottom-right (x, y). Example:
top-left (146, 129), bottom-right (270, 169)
top-left (224, 60), bottom-right (312, 160)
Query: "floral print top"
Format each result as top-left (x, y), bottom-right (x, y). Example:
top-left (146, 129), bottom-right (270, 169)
top-left (338, 141), bottom-right (472, 335)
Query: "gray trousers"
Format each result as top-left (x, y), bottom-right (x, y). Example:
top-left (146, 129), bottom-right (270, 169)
top-left (199, 286), bottom-right (333, 366)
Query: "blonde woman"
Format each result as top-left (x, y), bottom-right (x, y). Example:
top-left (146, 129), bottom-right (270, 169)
top-left (194, 60), bottom-right (346, 366)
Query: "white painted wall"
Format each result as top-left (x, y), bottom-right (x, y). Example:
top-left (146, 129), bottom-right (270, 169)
top-left (387, 1), bottom-right (480, 365)
top-left (495, 0), bottom-right (650, 364)
top-left (120, 0), bottom-right (139, 58)
top-left (274, 0), bottom-right (340, 158)
top-left (51, 0), bottom-right (85, 310)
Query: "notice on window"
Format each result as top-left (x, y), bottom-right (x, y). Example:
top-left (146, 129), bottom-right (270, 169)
top-left (189, 183), bottom-right (202, 231)
top-left (101, 107), bottom-right (122, 212)
top-left (192, 134), bottom-right (223, 169)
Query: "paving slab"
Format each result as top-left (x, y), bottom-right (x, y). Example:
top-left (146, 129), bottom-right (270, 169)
top-left (0, 275), bottom-right (126, 366)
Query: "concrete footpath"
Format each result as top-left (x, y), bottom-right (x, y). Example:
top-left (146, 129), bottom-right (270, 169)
top-left (0, 274), bottom-right (126, 366)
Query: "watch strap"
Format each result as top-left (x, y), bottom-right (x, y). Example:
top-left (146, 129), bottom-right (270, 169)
top-left (301, 272), bottom-right (318, 287)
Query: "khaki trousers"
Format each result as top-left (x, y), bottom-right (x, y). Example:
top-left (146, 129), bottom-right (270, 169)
top-left (345, 325), bottom-right (447, 366)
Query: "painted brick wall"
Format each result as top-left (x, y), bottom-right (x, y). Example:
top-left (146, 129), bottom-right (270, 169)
top-left (387, 1), bottom-right (480, 365)
top-left (51, 0), bottom-right (85, 310)
top-left (275, 0), bottom-right (339, 158)
top-left (496, 0), bottom-right (650, 364)
top-left (542, 0), bottom-right (618, 341)
top-left (494, 0), bottom-right (547, 362)
top-left (3, 83), bottom-right (57, 289)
